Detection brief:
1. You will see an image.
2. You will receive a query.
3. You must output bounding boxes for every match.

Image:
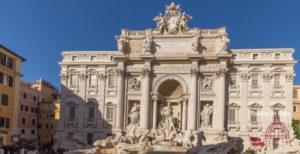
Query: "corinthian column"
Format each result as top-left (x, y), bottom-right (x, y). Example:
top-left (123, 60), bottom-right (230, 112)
top-left (187, 68), bottom-right (198, 130)
top-left (116, 68), bottom-right (125, 129)
top-left (212, 68), bottom-right (226, 130)
top-left (140, 68), bottom-right (151, 130)
top-left (152, 96), bottom-right (158, 129)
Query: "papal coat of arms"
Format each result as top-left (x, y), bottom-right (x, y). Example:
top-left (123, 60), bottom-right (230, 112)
top-left (154, 2), bottom-right (192, 35)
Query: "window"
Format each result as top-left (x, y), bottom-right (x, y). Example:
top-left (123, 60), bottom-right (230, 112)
top-left (69, 74), bottom-right (78, 85)
top-left (21, 117), bottom-right (26, 124)
top-left (1, 94), bottom-right (9, 106)
top-left (46, 124), bottom-right (49, 129)
top-left (68, 103), bottom-right (76, 121)
top-left (0, 53), bottom-right (14, 69)
top-left (5, 57), bottom-right (14, 69)
top-left (32, 119), bottom-right (36, 126)
top-left (51, 124), bottom-right (53, 129)
top-left (91, 56), bottom-right (96, 61)
top-left (21, 129), bottom-right (25, 134)
top-left (106, 105), bottom-right (115, 125)
top-left (253, 54), bottom-right (258, 60)
top-left (228, 109), bottom-right (235, 122)
top-left (0, 117), bottom-right (9, 128)
top-left (108, 74), bottom-right (116, 87)
top-left (230, 74), bottom-right (236, 87)
top-left (1, 74), bottom-right (13, 87)
top-left (25, 105), bottom-right (29, 112)
top-left (274, 74), bottom-right (280, 87)
top-left (87, 133), bottom-right (93, 145)
top-left (72, 56), bottom-right (77, 61)
top-left (33, 96), bottom-right (37, 102)
top-left (0, 53), bottom-right (6, 66)
top-left (294, 106), bottom-right (297, 112)
top-left (23, 93), bottom-right (27, 99)
top-left (250, 109), bottom-right (258, 123)
top-left (88, 106), bottom-right (95, 120)
top-left (251, 74), bottom-right (258, 87)
top-left (0, 72), bottom-right (3, 84)
top-left (294, 90), bottom-right (298, 99)
top-left (89, 74), bottom-right (97, 86)
top-left (31, 130), bottom-right (35, 135)
top-left (275, 53), bottom-right (280, 59)
top-left (67, 132), bottom-right (74, 140)
top-left (38, 123), bottom-right (42, 129)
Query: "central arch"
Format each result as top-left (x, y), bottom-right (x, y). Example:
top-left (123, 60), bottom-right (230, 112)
top-left (153, 74), bottom-right (188, 96)
top-left (152, 74), bottom-right (189, 130)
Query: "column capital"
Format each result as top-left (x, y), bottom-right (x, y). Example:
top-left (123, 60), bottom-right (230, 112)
top-left (60, 73), bottom-right (68, 81)
top-left (215, 68), bottom-right (227, 78)
top-left (98, 73), bottom-right (106, 80)
top-left (190, 68), bottom-right (199, 76)
top-left (240, 72), bottom-right (250, 81)
top-left (141, 68), bottom-right (151, 78)
top-left (285, 72), bottom-right (294, 82)
top-left (116, 69), bottom-right (125, 76)
top-left (79, 72), bottom-right (87, 79)
top-left (262, 72), bottom-right (272, 82)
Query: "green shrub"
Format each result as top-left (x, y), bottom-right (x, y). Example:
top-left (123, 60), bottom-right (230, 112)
top-left (292, 119), bottom-right (300, 139)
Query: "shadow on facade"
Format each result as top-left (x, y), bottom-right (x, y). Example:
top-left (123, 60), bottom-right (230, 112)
top-left (55, 85), bottom-right (112, 150)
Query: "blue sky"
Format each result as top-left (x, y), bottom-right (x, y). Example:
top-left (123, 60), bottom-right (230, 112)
top-left (0, 0), bottom-right (299, 88)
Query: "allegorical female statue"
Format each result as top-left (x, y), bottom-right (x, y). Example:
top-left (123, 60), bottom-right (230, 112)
top-left (128, 103), bottom-right (140, 127)
top-left (200, 104), bottom-right (213, 127)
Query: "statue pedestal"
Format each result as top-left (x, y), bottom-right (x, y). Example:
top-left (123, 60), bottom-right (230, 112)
top-left (149, 145), bottom-right (191, 154)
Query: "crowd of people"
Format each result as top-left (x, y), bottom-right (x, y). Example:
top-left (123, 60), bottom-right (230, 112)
top-left (0, 141), bottom-right (69, 154)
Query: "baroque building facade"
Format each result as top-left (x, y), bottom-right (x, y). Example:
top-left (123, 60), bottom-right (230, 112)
top-left (56, 3), bottom-right (296, 149)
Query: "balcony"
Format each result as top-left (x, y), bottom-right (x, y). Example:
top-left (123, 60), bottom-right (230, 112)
top-left (84, 119), bottom-right (97, 128)
top-left (229, 86), bottom-right (240, 96)
top-left (228, 121), bottom-right (240, 130)
top-left (248, 86), bottom-right (262, 96)
top-left (247, 121), bottom-right (262, 131)
top-left (271, 86), bottom-right (285, 96)
top-left (64, 118), bottom-right (77, 127)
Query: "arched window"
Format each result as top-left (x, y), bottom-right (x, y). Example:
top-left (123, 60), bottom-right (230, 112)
top-left (87, 69), bottom-right (98, 87)
top-left (105, 102), bottom-right (116, 127)
top-left (86, 102), bottom-right (96, 121)
top-left (250, 69), bottom-right (260, 87)
top-left (249, 103), bottom-right (262, 124)
top-left (68, 70), bottom-right (78, 86)
top-left (272, 68), bottom-right (284, 87)
top-left (107, 70), bottom-right (116, 88)
top-left (67, 101), bottom-right (76, 121)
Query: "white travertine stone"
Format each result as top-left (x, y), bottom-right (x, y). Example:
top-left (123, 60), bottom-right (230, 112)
top-left (182, 99), bottom-right (188, 130)
top-left (140, 68), bottom-right (151, 129)
top-left (56, 2), bottom-right (296, 152)
top-left (213, 69), bottom-right (226, 130)
top-left (187, 67), bottom-right (198, 130)
top-left (116, 67), bottom-right (125, 129)
top-left (152, 98), bottom-right (158, 129)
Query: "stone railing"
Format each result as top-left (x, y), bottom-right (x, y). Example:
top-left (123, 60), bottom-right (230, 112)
top-left (61, 52), bottom-right (116, 63)
top-left (128, 30), bottom-right (146, 36)
top-left (247, 121), bottom-right (262, 131)
top-left (228, 121), bottom-right (240, 130)
top-left (232, 48), bottom-right (294, 61)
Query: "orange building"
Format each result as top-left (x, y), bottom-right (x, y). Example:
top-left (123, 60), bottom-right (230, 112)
top-left (293, 85), bottom-right (300, 120)
top-left (18, 81), bottom-right (41, 144)
top-left (31, 79), bottom-right (59, 143)
top-left (0, 45), bottom-right (25, 145)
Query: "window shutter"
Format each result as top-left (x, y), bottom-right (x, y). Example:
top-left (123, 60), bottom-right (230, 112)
top-left (5, 118), bottom-right (9, 128)
top-left (0, 72), bottom-right (3, 84)
top-left (8, 76), bottom-right (13, 87)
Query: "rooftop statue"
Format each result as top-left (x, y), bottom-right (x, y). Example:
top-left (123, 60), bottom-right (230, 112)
top-left (154, 2), bottom-right (192, 35)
